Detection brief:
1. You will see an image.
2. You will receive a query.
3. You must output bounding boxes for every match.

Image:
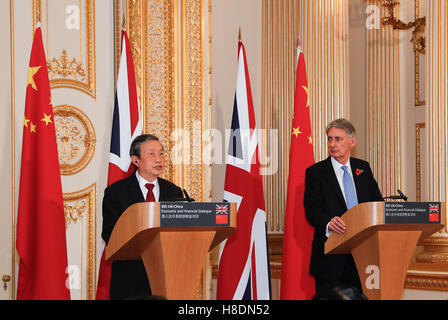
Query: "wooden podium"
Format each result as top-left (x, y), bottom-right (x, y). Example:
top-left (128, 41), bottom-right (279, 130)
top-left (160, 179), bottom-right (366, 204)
top-left (325, 201), bottom-right (446, 300)
top-left (105, 202), bottom-right (236, 300)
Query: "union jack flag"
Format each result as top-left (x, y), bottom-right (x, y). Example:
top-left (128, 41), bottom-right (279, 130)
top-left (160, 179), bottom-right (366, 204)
top-left (96, 29), bottom-right (142, 300)
top-left (216, 204), bottom-right (229, 214)
top-left (429, 204), bottom-right (440, 213)
top-left (216, 41), bottom-right (271, 300)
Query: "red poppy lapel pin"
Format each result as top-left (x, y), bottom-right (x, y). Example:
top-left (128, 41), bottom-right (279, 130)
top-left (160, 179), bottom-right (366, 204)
top-left (355, 168), bottom-right (364, 176)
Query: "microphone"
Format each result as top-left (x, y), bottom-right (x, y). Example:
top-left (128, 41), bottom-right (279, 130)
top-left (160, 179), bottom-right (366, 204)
top-left (384, 189), bottom-right (408, 202)
top-left (173, 189), bottom-right (195, 202)
top-left (397, 189), bottom-right (408, 201)
top-left (183, 189), bottom-right (195, 202)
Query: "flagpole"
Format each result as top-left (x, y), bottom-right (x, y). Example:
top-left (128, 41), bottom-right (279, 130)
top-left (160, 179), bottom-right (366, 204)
top-left (10, 0), bottom-right (16, 300)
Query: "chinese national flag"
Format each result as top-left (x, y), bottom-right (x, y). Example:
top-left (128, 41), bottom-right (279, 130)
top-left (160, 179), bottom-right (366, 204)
top-left (16, 26), bottom-right (70, 300)
top-left (280, 47), bottom-right (315, 299)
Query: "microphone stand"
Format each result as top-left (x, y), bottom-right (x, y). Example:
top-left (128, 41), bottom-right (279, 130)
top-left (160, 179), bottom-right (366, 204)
top-left (384, 189), bottom-right (408, 202)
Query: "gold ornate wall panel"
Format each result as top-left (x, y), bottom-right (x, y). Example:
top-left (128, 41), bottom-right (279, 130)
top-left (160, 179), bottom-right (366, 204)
top-left (367, 0), bottom-right (401, 198)
top-left (64, 183), bottom-right (97, 300)
top-left (33, 0), bottom-right (96, 98)
top-left (261, 0), bottom-right (349, 233)
top-left (181, 0), bottom-right (206, 203)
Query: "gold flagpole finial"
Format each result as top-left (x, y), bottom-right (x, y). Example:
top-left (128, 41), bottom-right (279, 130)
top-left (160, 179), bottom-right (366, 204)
top-left (297, 35), bottom-right (302, 50)
top-left (238, 27), bottom-right (242, 41)
top-left (122, 15), bottom-right (126, 30)
top-left (35, 11), bottom-right (41, 30)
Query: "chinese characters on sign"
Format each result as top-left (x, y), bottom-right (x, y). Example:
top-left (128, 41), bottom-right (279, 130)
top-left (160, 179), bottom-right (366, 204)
top-left (160, 202), bottom-right (230, 227)
top-left (384, 202), bottom-right (441, 224)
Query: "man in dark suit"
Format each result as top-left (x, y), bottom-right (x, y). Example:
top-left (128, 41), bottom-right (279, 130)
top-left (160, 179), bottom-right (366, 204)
top-left (101, 134), bottom-right (183, 300)
top-left (304, 119), bottom-right (383, 295)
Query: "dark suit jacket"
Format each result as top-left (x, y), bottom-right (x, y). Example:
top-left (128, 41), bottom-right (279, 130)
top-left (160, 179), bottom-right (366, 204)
top-left (101, 171), bottom-right (183, 300)
top-left (304, 157), bottom-right (383, 282)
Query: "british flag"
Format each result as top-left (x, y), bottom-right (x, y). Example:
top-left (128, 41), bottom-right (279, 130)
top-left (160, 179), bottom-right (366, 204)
top-left (216, 41), bottom-right (271, 300)
top-left (216, 204), bottom-right (229, 214)
top-left (428, 203), bottom-right (440, 222)
top-left (96, 29), bottom-right (142, 300)
top-left (429, 204), bottom-right (440, 213)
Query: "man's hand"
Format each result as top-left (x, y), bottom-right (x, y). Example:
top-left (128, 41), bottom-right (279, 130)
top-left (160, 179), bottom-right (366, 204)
top-left (328, 216), bottom-right (346, 234)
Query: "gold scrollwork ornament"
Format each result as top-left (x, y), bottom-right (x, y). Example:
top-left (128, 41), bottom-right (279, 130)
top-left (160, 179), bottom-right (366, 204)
top-left (47, 49), bottom-right (87, 80)
top-left (54, 105), bottom-right (96, 175)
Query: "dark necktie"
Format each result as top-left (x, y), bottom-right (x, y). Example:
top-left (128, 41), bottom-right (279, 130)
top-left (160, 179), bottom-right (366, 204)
top-left (145, 183), bottom-right (155, 202)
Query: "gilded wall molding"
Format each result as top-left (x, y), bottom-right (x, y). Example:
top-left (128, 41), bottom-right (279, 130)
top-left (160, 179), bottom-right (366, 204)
top-left (32, 0), bottom-right (42, 36)
top-left (416, 237), bottom-right (448, 264)
top-left (126, 0), bottom-right (146, 132)
top-left (63, 183), bottom-right (97, 300)
top-left (416, 123), bottom-right (425, 201)
top-left (181, 0), bottom-right (205, 203)
top-left (406, 272), bottom-right (448, 292)
top-left (416, 253), bottom-right (448, 264)
top-left (415, 0), bottom-right (425, 106)
top-left (33, 0), bottom-right (97, 98)
top-left (54, 105), bottom-right (96, 176)
top-left (162, 0), bottom-right (178, 185)
top-left (181, 0), bottom-right (206, 298)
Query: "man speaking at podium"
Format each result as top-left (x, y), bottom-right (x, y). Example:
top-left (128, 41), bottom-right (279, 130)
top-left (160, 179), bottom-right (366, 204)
top-left (304, 119), bottom-right (383, 296)
top-left (101, 134), bottom-right (183, 300)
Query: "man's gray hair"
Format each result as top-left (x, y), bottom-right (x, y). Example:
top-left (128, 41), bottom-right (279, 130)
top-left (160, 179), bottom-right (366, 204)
top-left (325, 118), bottom-right (356, 137)
top-left (129, 134), bottom-right (161, 158)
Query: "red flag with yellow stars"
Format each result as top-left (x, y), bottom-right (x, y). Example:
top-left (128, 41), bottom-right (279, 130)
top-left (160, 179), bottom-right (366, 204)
top-left (16, 25), bottom-right (70, 300)
top-left (280, 47), bottom-right (315, 299)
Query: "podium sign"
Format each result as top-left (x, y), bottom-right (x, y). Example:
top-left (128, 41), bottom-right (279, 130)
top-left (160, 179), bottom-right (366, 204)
top-left (160, 202), bottom-right (230, 227)
top-left (385, 202), bottom-right (442, 224)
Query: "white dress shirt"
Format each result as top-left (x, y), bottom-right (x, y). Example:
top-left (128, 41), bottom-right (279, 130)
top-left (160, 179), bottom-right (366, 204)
top-left (135, 170), bottom-right (160, 201)
top-left (326, 157), bottom-right (358, 237)
top-left (330, 157), bottom-right (358, 204)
